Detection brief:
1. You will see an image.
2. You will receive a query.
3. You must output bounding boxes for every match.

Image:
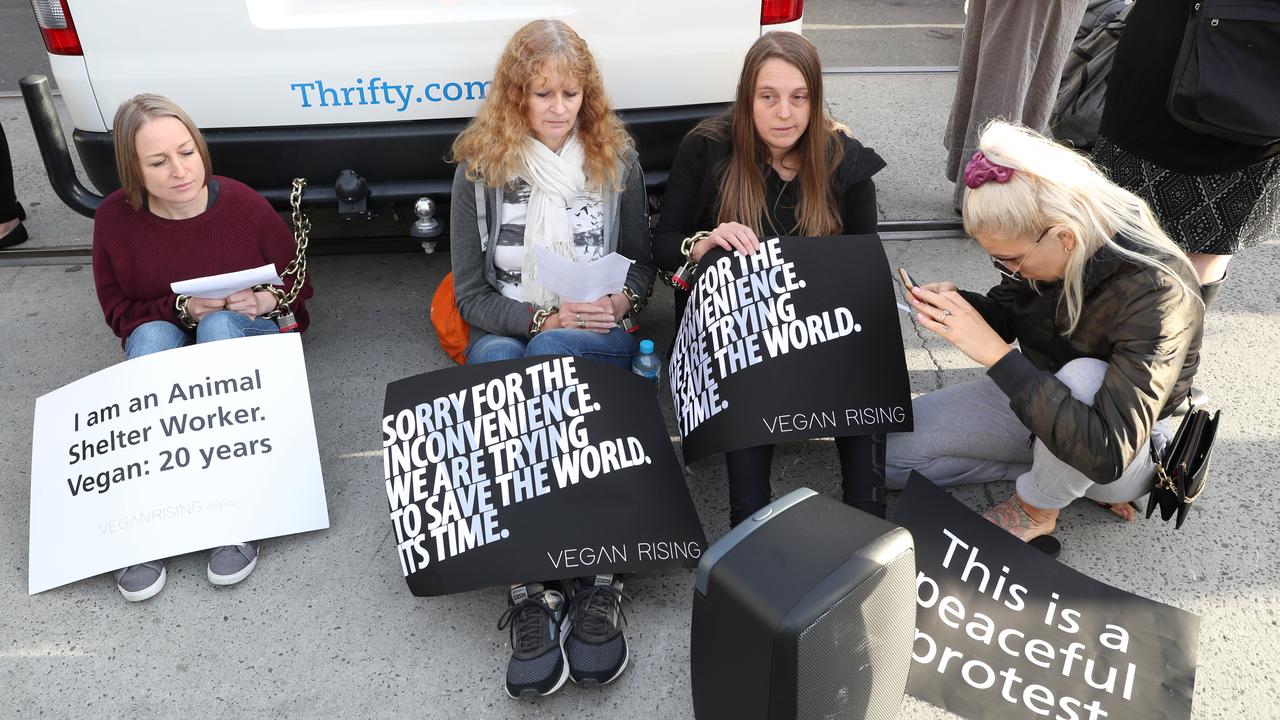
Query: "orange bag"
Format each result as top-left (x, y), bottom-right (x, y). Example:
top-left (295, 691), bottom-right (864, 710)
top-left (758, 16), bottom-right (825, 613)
top-left (430, 272), bottom-right (470, 364)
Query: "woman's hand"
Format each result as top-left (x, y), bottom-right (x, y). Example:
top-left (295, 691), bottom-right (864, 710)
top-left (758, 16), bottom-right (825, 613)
top-left (226, 288), bottom-right (277, 319)
top-left (550, 298), bottom-right (617, 334)
top-left (910, 286), bottom-right (1011, 368)
top-left (187, 296), bottom-right (227, 322)
top-left (691, 222), bottom-right (760, 262)
top-left (901, 279), bottom-right (958, 307)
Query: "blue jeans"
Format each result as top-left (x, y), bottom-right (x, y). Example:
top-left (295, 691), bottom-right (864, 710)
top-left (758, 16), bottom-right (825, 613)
top-left (124, 311), bottom-right (279, 360)
top-left (468, 328), bottom-right (638, 369)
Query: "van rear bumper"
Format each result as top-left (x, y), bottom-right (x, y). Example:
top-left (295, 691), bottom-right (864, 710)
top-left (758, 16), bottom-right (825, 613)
top-left (66, 103), bottom-right (727, 213)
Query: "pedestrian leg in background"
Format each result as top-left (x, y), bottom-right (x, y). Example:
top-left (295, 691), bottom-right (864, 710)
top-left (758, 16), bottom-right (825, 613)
top-left (943, 0), bottom-right (1089, 210)
top-left (0, 120), bottom-right (29, 249)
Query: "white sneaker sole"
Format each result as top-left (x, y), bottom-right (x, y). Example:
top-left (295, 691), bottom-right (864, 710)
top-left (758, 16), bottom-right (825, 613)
top-left (118, 566), bottom-right (166, 602)
top-left (208, 554), bottom-right (257, 586)
top-left (504, 615), bottom-right (572, 699)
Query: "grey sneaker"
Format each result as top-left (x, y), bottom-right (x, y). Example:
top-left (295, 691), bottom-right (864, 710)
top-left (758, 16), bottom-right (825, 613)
top-left (207, 542), bottom-right (259, 585)
top-left (565, 575), bottom-right (630, 686)
top-left (114, 561), bottom-right (166, 602)
top-left (497, 583), bottom-right (570, 699)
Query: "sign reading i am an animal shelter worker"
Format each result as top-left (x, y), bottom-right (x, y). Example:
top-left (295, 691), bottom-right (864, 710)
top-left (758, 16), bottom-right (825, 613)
top-left (28, 334), bottom-right (328, 594)
top-left (669, 235), bottom-right (913, 463)
top-left (894, 473), bottom-right (1200, 720)
top-left (381, 355), bottom-right (707, 596)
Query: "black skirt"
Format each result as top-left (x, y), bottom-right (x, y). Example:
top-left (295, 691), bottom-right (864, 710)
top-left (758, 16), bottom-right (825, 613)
top-left (1094, 135), bottom-right (1280, 255)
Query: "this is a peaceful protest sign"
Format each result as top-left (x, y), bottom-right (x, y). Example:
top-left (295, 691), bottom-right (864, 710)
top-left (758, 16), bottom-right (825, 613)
top-left (28, 334), bottom-right (328, 594)
top-left (669, 235), bottom-right (912, 463)
top-left (381, 355), bottom-right (707, 596)
top-left (895, 473), bottom-right (1200, 720)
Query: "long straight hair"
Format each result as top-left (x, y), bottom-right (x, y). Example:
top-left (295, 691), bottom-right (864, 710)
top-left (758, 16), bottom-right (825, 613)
top-left (963, 121), bottom-right (1200, 336)
top-left (695, 31), bottom-right (844, 236)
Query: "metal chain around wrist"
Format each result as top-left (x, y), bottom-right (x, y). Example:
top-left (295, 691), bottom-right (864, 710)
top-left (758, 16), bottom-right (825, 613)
top-left (681, 230), bottom-right (710, 260)
top-left (175, 294), bottom-right (198, 329)
top-left (621, 285), bottom-right (647, 314)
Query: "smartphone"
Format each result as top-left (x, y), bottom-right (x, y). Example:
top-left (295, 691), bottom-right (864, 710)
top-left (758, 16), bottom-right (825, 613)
top-left (897, 267), bottom-right (917, 290)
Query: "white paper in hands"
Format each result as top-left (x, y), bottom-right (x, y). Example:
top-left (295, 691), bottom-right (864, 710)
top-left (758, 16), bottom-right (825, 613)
top-left (532, 247), bottom-right (634, 303)
top-left (170, 264), bottom-right (284, 300)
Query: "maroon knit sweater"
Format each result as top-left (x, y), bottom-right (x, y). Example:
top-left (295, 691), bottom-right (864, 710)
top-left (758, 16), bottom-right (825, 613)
top-left (92, 176), bottom-right (313, 341)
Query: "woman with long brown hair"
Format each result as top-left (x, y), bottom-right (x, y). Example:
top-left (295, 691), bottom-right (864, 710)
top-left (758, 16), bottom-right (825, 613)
top-left (447, 18), bottom-right (653, 700)
top-left (654, 31), bottom-right (888, 525)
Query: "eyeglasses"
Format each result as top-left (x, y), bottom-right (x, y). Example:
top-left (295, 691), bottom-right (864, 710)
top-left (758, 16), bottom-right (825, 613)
top-left (992, 226), bottom-right (1054, 281)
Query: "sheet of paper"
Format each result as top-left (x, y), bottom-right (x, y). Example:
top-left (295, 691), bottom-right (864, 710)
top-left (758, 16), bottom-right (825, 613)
top-left (532, 247), bottom-right (634, 302)
top-left (170, 264), bottom-right (284, 299)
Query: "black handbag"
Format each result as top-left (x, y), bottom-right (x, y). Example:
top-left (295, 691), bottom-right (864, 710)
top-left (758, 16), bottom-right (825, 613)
top-left (1147, 405), bottom-right (1221, 529)
top-left (1168, 0), bottom-right (1280, 145)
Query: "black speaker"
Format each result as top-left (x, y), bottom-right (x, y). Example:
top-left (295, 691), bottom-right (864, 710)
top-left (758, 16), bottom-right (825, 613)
top-left (691, 488), bottom-right (916, 720)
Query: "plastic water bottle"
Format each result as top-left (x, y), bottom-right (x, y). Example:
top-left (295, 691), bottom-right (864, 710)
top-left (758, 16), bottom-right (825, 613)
top-left (632, 339), bottom-right (662, 382)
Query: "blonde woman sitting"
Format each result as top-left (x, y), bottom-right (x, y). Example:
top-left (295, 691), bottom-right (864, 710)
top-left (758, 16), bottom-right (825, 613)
top-left (886, 121), bottom-right (1204, 542)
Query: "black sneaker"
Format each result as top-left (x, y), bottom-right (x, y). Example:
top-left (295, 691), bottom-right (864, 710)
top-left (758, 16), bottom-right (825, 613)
top-left (497, 583), bottom-right (570, 699)
top-left (565, 574), bottom-right (630, 687)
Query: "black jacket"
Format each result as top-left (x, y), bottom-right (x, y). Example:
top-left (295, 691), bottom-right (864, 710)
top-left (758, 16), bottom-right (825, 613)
top-left (653, 128), bottom-right (886, 274)
top-left (966, 240), bottom-right (1204, 484)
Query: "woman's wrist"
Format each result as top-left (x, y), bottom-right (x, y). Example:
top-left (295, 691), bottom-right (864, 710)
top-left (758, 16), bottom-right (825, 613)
top-left (175, 294), bottom-right (197, 329)
top-left (252, 284), bottom-right (285, 317)
top-left (978, 344), bottom-right (1013, 369)
top-left (608, 293), bottom-right (631, 321)
top-left (530, 305), bottom-right (559, 335)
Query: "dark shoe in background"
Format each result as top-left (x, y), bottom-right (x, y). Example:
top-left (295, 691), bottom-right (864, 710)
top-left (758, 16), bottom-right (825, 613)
top-left (0, 202), bottom-right (26, 249)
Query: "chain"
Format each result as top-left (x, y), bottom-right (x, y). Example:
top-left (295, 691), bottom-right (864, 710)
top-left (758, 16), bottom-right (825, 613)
top-left (273, 177), bottom-right (311, 314)
top-left (1153, 463), bottom-right (1176, 492)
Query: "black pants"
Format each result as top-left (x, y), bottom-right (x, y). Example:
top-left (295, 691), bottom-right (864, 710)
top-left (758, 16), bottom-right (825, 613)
top-left (726, 433), bottom-right (887, 526)
top-left (0, 121), bottom-right (17, 222)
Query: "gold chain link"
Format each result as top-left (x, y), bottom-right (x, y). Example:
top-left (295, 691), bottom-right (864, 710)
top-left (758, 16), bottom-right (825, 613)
top-left (274, 177), bottom-right (311, 313)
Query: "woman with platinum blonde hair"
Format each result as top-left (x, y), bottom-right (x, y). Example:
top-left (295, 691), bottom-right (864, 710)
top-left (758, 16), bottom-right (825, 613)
top-left (446, 18), bottom-right (654, 700)
top-left (886, 121), bottom-right (1203, 544)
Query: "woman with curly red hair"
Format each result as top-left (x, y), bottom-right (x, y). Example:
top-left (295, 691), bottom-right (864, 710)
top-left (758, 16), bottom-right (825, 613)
top-left (447, 18), bottom-right (654, 700)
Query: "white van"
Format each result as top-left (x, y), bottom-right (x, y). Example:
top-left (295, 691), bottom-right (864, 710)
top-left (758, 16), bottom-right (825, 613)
top-left (24, 0), bottom-right (804, 231)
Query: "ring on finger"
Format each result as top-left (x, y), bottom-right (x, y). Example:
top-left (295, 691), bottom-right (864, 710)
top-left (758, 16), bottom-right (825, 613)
top-left (941, 309), bottom-right (952, 318)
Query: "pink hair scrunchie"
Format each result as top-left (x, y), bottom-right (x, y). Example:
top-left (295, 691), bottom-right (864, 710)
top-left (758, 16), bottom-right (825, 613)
top-left (963, 150), bottom-right (1015, 189)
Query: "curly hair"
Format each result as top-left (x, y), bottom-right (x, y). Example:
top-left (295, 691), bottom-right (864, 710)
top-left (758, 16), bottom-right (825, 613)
top-left (450, 19), bottom-right (633, 191)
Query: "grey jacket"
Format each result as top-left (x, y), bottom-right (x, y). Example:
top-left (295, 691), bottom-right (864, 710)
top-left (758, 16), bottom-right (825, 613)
top-left (449, 149), bottom-right (656, 353)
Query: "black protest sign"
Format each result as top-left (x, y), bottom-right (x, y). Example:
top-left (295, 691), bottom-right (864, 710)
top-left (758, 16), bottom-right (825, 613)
top-left (381, 355), bottom-right (707, 596)
top-left (894, 473), bottom-right (1199, 720)
top-left (669, 235), bottom-right (912, 463)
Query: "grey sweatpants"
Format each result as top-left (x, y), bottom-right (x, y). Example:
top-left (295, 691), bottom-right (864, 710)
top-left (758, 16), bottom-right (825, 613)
top-left (886, 358), bottom-right (1173, 510)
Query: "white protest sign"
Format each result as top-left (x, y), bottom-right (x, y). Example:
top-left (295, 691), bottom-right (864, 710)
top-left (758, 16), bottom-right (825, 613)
top-left (28, 333), bottom-right (328, 594)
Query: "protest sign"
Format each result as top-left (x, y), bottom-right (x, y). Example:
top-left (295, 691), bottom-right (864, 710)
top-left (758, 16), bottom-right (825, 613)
top-left (381, 355), bottom-right (707, 596)
top-left (28, 334), bottom-right (328, 594)
top-left (894, 472), bottom-right (1199, 720)
top-left (669, 235), bottom-right (913, 463)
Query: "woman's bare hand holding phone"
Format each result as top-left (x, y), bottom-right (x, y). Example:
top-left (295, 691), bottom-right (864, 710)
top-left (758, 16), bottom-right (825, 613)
top-left (909, 285), bottom-right (1012, 368)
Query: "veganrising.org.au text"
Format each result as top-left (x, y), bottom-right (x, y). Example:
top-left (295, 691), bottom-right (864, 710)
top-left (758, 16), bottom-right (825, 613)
top-left (289, 77), bottom-right (492, 112)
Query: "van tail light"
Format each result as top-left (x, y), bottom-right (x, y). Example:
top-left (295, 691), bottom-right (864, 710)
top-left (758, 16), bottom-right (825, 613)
top-left (762, 0), bottom-right (804, 25)
top-left (30, 0), bottom-right (83, 55)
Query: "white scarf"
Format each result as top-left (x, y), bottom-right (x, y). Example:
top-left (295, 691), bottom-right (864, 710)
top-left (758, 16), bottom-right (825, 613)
top-left (519, 133), bottom-right (586, 307)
